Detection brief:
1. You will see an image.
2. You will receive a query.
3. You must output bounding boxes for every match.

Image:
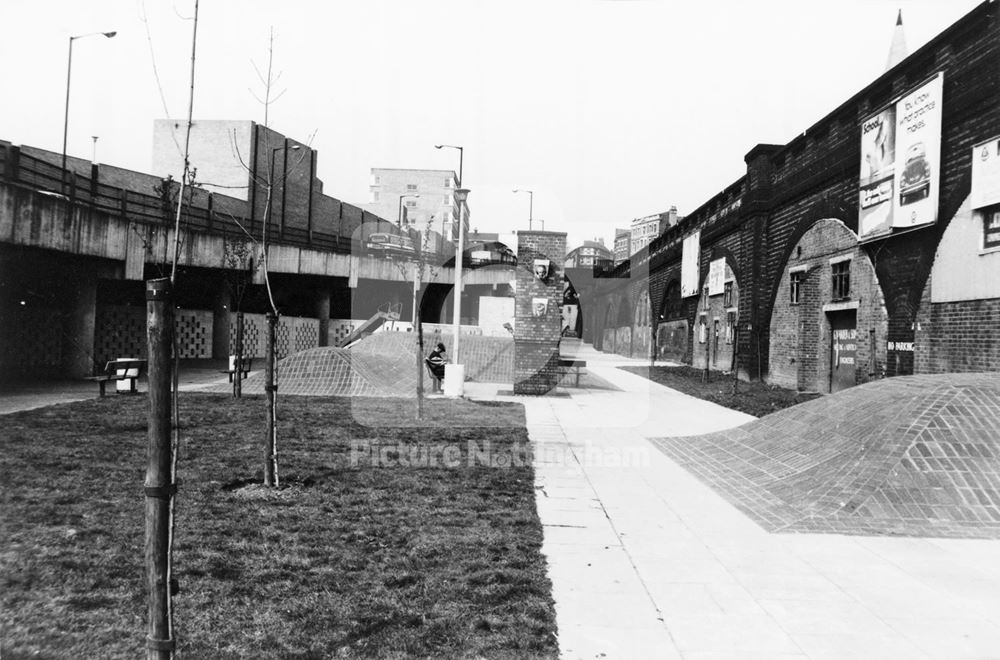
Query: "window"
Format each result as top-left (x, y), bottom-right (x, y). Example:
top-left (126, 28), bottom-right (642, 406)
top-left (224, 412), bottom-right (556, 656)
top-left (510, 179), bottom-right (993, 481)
top-left (406, 184), bottom-right (417, 192)
top-left (698, 317), bottom-right (707, 343)
top-left (723, 281), bottom-right (733, 307)
top-left (726, 311), bottom-right (736, 344)
top-left (405, 200), bottom-right (417, 208)
top-left (371, 191), bottom-right (380, 202)
top-left (832, 261), bottom-right (851, 300)
top-left (443, 194), bottom-right (451, 205)
top-left (790, 271), bottom-right (802, 304)
top-left (984, 205), bottom-right (1000, 250)
top-left (445, 178), bottom-right (453, 188)
top-left (373, 175), bottom-right (381, 185)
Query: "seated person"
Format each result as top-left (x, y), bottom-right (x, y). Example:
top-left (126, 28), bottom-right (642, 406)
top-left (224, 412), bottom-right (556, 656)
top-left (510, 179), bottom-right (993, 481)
top-left (424, 342), bottom-right (447, 391)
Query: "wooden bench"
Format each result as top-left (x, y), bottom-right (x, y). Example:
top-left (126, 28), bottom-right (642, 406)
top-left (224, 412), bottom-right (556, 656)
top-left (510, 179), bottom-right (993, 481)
top-left (85, 359), bottom-right (147, 397)
top-left (557, 358), bottom-right (587, 387)
top-left (221, 356), bottom-right (253, 382)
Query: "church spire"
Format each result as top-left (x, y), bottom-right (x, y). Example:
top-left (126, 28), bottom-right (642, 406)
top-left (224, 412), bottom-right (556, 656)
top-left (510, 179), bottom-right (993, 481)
top-left (885, 9), bottom-right (909, 71)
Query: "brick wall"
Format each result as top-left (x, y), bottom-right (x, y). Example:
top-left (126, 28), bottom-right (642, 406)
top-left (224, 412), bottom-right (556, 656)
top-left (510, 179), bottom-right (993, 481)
top-left (514, 231), bottom-right (566, 395)
top-left (591, 1), bottom-right (999, 385)
top-left (767, 219), bottom-right (889, 392)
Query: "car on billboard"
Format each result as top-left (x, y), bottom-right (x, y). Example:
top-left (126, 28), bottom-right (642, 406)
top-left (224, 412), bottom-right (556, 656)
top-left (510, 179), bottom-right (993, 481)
top-left (899, 142), bottom-right (931, 206)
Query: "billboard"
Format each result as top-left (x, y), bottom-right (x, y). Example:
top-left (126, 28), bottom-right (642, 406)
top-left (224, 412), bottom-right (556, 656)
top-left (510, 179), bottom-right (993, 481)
top-left (858, 73), bottom-right (943, 242)
top-left (681, 230), bottom-right (701, 297)
top-left (971, 136), bottom-right (1000, 210)
top-left (707, 258), bottom-right (726, 296)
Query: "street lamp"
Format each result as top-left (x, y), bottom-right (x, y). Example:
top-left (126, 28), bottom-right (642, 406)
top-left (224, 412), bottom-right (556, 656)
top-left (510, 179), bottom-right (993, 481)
top-left (513, 188), bottom-right (534, 230)
top-left (449, 186), bottom-right (470, 396)
top-left (434, 144), bottom-right (463, 186)
top-left (398, 194), bottom-right (420, 226)
top-left (62, 30), bottom-right (116, 191)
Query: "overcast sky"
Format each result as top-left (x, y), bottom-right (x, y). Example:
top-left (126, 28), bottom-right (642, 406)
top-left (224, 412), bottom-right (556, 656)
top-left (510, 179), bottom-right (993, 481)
top-left (1, 0), bottom-right (983, 249)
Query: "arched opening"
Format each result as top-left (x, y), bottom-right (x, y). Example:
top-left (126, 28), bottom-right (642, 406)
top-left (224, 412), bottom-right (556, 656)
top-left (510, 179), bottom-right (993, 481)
top-left (656, 279), bottom-right (687, 361)
top-left (632, 288), bottom-right (651, 359)
top-left (691, 262), bottom-right (740, 373)
top-left (768, 218), bottom-right (888, 393)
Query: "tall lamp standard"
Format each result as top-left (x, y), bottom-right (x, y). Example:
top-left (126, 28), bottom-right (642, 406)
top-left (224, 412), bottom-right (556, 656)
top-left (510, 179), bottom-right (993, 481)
top-left (62, 30), bottom-right (116, 191)
top-left (398, 194), bottom-right (420, 227)
top-left (449, 186), bottom-right (470, 395)
top-left (513, 188), bottom-right (534, 230)
top-left (434, 144), bottom-right (463, 186)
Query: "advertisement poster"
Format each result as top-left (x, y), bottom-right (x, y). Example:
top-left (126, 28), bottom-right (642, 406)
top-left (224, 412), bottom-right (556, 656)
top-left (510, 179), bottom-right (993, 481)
top-left (971, 137), bottom-right (1000, 210)
top-left (859, 106), bottom-right (896, 239)
top-left (707, 258), bottom-right (726, 296)
top-left (858, 73), bottom-right (943, 242)
top-left (681, 230), bottom-right (700, 297)
top-left (893, 74), bottom-right (942, 230)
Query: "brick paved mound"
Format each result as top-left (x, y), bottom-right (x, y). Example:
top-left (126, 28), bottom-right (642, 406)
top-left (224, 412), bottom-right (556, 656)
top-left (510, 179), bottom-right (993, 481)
top-left (206, 333), bottom-right (514, 397)
top-left (350, 332), bottom-right (514, 384)
top-left (652, 373), bottom-right (1000, 538)
top-left (208, 347), bottom-right (412, 397)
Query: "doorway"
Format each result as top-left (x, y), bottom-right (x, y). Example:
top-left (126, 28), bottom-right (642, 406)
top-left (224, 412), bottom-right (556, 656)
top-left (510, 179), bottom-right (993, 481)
top-left (828, 310), bottom-right (857, 393)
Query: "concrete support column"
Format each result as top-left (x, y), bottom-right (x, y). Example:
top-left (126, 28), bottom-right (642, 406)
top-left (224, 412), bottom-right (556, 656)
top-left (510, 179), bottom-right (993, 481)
top-left (316, 289), bottom-right (331, 347)
top-left (64, 275), bottom-right (98, 378)
top-left (212, 284), bottom-right (231, 359)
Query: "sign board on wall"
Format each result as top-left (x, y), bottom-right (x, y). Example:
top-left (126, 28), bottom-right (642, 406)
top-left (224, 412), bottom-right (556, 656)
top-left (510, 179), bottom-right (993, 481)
top-left (681, 230), bottom-right (701, 297)
top-left (971, 137), bottom-right (1000, 210)
top-left (858, 73), bottom-right (943, 242)
top-left (707, 258), bottom-right (726, 296)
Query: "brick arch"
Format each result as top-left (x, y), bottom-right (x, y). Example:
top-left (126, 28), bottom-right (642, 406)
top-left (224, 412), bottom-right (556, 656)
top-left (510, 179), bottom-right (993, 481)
top-left (660, 279), bottom-right (682, 320)
top-left (615, 293), bottom-right (633, 327)
top-left (768, 217), bottom-right (889, 393)
top-left (707, 246), bottom-right (742, 287)
top-left (632, 286), bottom-right (652, 359)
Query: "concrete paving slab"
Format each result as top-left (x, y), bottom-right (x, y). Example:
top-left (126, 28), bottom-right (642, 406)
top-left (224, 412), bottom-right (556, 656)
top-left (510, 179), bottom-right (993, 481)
top-left (472, 340), bottom-right (1000, 658)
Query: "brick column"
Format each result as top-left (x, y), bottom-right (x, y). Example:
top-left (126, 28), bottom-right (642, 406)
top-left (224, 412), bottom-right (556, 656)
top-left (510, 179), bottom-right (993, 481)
top-left (514, 231), bottom-right (567, 395)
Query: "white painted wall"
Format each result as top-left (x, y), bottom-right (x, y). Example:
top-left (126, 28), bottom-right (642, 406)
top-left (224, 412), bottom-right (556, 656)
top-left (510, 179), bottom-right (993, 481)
top-left (930, 196), bottom-right (1000, 303)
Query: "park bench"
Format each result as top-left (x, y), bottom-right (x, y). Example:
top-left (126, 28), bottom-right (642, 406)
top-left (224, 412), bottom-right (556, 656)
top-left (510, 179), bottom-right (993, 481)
top-left (557, 358), bottom-right (587, 388)
top-left (85, 358), bottom-right (147, 397)
top-left (221, 355), bottom-right (253, 382)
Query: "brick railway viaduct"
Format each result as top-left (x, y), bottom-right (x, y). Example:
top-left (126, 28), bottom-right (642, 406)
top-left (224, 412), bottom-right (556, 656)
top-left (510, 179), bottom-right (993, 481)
top-left (585, 1), bottom-right (999, 393)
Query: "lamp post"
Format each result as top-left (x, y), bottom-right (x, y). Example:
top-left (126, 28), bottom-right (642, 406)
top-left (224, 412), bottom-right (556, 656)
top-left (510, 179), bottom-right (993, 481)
top-left (448, 186), bottom-right (470, 395)
top-left (62, 30), bottom-right (116, 192)
top-left (398, 194), bottom-right (420, 226)
top-left (435, 144), bottom-right (463, 186)
top-left (513, 188), bottom-right (534, 230)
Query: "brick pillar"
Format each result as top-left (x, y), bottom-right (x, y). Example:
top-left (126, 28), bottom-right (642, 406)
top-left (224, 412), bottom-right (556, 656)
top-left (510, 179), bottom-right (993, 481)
top-left (316, 289), bottom-right (331, 347)
top-left (212, 283), bottom-right (231, 359)
top-left (514, 231), bottom-right (567, 395)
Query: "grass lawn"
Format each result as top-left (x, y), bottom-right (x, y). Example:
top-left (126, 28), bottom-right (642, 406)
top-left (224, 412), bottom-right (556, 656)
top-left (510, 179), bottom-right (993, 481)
top-left (0, 394), bottom-right (557, 659)
top-left (620, 365), bottom-right (821, 417)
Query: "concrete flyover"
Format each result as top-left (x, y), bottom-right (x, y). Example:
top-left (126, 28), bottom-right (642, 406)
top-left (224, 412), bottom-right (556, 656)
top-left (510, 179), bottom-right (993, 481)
top-left (0, 181), bottom-right (513, 380)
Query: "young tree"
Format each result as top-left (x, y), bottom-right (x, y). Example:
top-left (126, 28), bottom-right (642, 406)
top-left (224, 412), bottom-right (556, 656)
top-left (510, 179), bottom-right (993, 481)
top-left (231, 28), bottom-right (312, 486)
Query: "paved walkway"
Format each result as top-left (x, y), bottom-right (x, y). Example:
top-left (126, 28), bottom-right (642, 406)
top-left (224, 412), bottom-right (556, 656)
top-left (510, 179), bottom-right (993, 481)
top-left (0, 361), bottom-right (233, 415)
top-left (469, 342), bottom-right (1000, 660)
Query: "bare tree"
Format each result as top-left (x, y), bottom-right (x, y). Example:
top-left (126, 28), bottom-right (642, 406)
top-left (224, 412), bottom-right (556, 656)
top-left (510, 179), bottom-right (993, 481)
top-left (394, 220), bottom-right (442, 420)
top-left (230, 28), bottom-right (312, 487)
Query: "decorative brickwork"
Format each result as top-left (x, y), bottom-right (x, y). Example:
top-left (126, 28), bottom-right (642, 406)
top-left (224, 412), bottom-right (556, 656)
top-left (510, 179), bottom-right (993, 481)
top-left (651, 373), bottom-right (1000, 538)
top-left (588, 2), bottom-right (1000, 387)
top-left (514, 231), bottom-right (566, 395)
top-left (768, 220), bottom-right (889, 392)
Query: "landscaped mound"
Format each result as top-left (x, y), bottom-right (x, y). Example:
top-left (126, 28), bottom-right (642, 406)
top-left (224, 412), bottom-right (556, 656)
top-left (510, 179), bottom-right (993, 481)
top-left (652, 372), bottom-right (1000, 538)
top-left (215, 332), bottom-right (514, 397)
